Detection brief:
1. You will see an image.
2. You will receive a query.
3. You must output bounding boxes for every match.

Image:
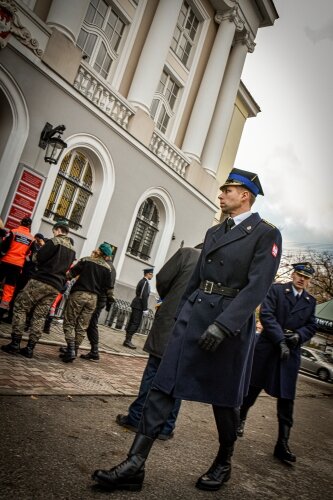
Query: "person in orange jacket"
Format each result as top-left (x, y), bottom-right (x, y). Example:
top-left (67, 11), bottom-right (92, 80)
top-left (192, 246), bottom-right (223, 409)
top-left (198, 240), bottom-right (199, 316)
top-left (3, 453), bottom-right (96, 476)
top-left (0, 217), bottom-right (34, 320)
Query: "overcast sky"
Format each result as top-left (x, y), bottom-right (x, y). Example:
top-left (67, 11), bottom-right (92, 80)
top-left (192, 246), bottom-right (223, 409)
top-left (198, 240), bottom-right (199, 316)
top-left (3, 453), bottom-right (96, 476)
top-left (235, 0), bottom-right (333, 251)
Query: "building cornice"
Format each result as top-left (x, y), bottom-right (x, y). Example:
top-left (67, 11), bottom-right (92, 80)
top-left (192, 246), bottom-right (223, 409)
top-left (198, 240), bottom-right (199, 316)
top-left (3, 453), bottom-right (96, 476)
top-left (237, 80), bottom-right (260, 118)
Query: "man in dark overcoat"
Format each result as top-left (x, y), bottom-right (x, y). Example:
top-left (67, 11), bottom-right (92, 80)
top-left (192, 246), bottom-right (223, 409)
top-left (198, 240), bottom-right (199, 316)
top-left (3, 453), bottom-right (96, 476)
top-left (92, 168), bottom-right (282, 493)
top-left (237, 262), bottom-right (316, 463)
top-left (116, 244), bottom-right (202, 439)
top-left (124, 268), bottom-right (154, 349)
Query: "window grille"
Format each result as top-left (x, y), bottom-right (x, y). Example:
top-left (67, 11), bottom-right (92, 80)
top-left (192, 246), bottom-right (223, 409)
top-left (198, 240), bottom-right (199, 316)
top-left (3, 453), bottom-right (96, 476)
top-left (127, 198), bottom-right (159, 261)
top-left (150, 71), bottom-right (180, 134)
top-left (171, 1), bottom-right (199, 68)
top-left (44, 151), bottom-right (93, 230)
top-left (77, 0), bottom-right (126, 80)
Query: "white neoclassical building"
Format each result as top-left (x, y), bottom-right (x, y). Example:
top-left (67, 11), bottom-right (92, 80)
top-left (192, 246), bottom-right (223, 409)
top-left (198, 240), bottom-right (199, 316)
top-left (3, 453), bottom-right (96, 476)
top-left (0, 0), bottom-right (277, 300)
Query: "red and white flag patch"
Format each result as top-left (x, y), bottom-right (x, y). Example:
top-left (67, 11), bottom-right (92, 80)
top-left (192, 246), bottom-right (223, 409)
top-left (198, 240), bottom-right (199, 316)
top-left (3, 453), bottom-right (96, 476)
top-left (272, 243), bottom-right (278, 258)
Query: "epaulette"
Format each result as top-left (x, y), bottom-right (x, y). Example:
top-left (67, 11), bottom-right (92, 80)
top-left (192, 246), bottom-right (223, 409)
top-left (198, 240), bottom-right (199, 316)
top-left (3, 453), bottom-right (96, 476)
top-left (262, 219), bottom-right (276, 228)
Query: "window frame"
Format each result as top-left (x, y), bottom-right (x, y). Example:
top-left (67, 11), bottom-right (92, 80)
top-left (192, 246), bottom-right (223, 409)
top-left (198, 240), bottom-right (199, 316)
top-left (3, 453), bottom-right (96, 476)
top-left (127, 198), bottom-right (160, 262)
top-left (44, 151), bottom-right (93, 231)
top-left (77, 0), bottom-right (129, 82)
top-left (170, 0), bottom-right (200, 69)
top-left (150, 69), bottom-right (182, 135)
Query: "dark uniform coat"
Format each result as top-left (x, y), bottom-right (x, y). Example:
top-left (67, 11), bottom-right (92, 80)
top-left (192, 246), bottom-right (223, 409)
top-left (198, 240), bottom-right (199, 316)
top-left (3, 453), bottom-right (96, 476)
top-left (153, 213), bottom-right (282, 407)
top-left (250, 282), bottom-right (317, 400)
top-left (126, 277), bottom-right (150, 334)
top-left (144, 247), bottom-right (201, 358)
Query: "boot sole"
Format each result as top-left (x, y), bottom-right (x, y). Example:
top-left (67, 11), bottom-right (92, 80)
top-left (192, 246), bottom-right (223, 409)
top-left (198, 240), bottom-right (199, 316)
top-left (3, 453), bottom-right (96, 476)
top-left (195, 472), bottom-right (231, 491)
top-left (274, 453), bottom-right (296, 463)
top-left (92, 475), bottom-right (142, 491)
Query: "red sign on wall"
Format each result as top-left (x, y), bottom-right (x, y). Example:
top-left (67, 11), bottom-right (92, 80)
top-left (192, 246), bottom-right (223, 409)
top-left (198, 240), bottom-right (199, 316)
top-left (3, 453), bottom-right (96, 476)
top-left (5, 166), bottom-right (45, 230)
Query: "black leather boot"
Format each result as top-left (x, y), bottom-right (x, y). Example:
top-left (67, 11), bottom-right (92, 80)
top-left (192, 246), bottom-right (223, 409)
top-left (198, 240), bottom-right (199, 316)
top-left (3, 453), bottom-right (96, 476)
top-left (237, 418), bottom-right (246, 437)
top-left (1, 334), bottom-right (22, 354)
top-left (60, 341), bottom-right (76, 363)
top-left (80, 344), bottom-right (99, 360)
top-left (123, 332), bottom-right (136, 349)
top-left (274, 424), bottom-right (296, 463)
top-left (92, 433), bottom-right (154, 491)
top-left (19, 339), bottom-right (37, 358)
top-left (196, 445), bottom-right (234, 491)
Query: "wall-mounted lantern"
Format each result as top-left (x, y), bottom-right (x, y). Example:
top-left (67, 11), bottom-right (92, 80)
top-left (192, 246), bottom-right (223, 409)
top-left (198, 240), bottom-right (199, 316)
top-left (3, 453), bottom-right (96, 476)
top-left (39, 122), bottom-right (67, 165)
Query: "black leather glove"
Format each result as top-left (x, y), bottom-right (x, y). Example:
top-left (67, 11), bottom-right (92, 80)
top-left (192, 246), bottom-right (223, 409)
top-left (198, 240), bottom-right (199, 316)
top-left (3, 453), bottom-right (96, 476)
top-left (285, 332), bottom-right (300, 349)
top-left (279, 339), bottom-right (290, 360)
top-left (198, 323), bottom-right (228, 352)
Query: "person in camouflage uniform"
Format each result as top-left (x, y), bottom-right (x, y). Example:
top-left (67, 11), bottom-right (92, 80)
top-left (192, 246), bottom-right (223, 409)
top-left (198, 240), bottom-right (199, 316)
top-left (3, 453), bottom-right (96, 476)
top-left (60, 242), bottom-right (114, 363)
top-left (1, 219), bottom-right (76, 358)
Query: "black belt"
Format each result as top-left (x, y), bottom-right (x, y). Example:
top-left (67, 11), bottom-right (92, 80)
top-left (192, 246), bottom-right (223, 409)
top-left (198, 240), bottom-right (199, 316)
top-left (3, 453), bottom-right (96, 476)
top-left (199, 280), bottom-right (239, 297)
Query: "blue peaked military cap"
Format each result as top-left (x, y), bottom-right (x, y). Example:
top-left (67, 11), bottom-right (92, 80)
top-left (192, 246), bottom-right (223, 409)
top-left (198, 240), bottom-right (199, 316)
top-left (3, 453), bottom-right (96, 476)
top-left (292, 262), bottom-right (315, 278)
top-left (221, 168), bottom-right (264, 196)
top-left (143, 268), bottom-right (154, 274)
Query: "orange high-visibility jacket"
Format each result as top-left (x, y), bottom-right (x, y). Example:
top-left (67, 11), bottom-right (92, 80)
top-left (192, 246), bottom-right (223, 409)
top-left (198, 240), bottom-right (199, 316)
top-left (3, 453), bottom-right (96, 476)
top-left (1, 225), bottom-right (34, 267)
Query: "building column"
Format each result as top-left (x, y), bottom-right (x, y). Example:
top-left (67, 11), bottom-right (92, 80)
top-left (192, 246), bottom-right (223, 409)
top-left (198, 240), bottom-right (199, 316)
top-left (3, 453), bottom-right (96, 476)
top-left (182, 8), bottom-right (245, 162)
top-left (127, 0), bottom-right (183, 114)
top-left (201, 32), bottom-right (255, 177)
top-left (46, 0), bottom-right (91, 44)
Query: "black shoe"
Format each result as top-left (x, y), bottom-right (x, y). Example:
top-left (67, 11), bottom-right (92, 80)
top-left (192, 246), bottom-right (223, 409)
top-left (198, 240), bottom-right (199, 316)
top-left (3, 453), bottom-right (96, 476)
top-left (123, 340), bottom-right (137, 350)
top-left (237, 418), bottom-right (246, 437)
top-left (80, 352), bottom-right (100, 361)
top-left (19, 340), bottom-right (36, 359)
top-left (116, 414), bottom-right (138, 433)
top-left (196, 461), bottom-right (231, 491)
top-left (92, 455), bottom-right (145, 491)
top-left (1, 342), bottom-right (20, 355)
top-left (157, 432), bottom-right (174, 441)
top-left (274, 441), bottom-right (296, 463)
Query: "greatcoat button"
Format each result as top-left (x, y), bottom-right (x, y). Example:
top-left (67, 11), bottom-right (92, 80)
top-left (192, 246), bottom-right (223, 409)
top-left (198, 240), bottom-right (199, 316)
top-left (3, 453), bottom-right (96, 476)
top-left (207, 259), bottom-right (212, 263)
top-left (220, 260), bottom-right (224, 265)
top-left (197, 298), bottom-right (202, 303)
top-left (210, 303), bottom-right (214, 307)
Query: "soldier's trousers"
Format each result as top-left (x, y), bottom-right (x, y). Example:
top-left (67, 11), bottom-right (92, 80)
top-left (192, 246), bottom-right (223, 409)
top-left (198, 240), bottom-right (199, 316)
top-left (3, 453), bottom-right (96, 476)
top-left (12, 279), bottom-right (59, 342)
top-left (138, 387), bottom-right (239, 447)
top-left (63, 291), bottom-right (97, 346)
top-left (241, 384), bottom-right (294, 427)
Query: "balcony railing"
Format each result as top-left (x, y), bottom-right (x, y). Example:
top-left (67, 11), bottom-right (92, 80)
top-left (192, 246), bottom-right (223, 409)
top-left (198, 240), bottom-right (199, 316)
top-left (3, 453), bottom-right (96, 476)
top-left (149, 130), bottom-right (190, 177)
top-left (73, 62), bottom-right (135, 130)
top-left (74, 63), bottom-right (190, 178)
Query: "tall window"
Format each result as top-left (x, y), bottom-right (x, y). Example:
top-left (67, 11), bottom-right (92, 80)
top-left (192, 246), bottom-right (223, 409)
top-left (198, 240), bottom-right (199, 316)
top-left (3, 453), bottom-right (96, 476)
top-left (77, 0), bottom-right (126, 80)
top-left (127, 198), bottom-right (159, 261)
top-left (150, 71), bottom-right (180, 134)
top-left (44, 151), bottom-right (93, 230)
top-left (171, 1), bottom-right (199, 68)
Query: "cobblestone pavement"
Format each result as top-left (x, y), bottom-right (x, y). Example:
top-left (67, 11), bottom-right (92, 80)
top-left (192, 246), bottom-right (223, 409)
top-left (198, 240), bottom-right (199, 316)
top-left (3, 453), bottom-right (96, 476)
top-left (0, 320), bottom-right (148, 396)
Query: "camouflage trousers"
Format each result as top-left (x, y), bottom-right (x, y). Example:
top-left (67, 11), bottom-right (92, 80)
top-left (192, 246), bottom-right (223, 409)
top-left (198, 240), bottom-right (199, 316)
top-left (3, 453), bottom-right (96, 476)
top-left (63, 291), bottom-right (97, 346)
top-left (12, 279), bottom-right (59, 342)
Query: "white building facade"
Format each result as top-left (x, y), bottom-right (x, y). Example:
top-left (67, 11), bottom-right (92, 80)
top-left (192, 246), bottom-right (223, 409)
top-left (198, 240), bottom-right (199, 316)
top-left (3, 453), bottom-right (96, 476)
top-left (0, 0), bottom-right (277, 300)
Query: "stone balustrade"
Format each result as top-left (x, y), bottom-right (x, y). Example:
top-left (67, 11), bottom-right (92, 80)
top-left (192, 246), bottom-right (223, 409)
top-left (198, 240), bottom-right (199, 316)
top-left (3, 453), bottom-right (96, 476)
top-left (74, 63), bottom-right (135, 130)
top-left (149, 130), bottom-right (190, 177)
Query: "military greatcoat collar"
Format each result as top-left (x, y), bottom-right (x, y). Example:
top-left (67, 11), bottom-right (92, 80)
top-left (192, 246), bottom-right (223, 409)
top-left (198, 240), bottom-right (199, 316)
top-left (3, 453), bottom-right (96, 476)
top-left (208, 213), bottom-right (262, 254)
top-left (284, 282), bottom-right (311, 312)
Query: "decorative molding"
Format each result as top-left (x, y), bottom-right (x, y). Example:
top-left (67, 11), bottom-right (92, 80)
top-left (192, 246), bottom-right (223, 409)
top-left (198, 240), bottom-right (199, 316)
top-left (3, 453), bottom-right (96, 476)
top-left (215, 7), bottom-right (244, 32)
top-left (0, 0), bottom-right (43, 56)
top-left (234, 29), bottom-right (256, 53)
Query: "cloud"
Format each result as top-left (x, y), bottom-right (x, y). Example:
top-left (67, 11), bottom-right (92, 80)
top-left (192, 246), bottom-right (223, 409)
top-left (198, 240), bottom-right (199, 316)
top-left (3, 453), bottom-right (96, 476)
top-left (304, 18), bottom-right (333, 43)
top-left (258, 145), bottom-right (333, 247)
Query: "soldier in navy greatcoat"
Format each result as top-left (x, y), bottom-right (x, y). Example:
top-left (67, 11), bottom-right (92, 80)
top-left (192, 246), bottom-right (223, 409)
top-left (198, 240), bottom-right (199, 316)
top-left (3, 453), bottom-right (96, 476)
top-left (237, 262), bottom-right (317, 464)
top-left (92, 168), bottom-right (282, 493)
top-left (124, 268), bottom-right (154, 349)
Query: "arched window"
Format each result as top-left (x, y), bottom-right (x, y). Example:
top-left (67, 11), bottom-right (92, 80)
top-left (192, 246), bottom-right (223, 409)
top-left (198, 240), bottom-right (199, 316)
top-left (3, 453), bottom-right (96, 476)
top-left (127, 198), bottom-right (159, 261)
top-left (44, 150), bottom-right (93, 230)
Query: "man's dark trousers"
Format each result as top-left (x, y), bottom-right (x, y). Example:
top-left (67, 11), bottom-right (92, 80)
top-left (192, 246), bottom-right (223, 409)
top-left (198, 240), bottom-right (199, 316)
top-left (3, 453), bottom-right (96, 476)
top-left (127, 355), bottom-right (181, 436)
